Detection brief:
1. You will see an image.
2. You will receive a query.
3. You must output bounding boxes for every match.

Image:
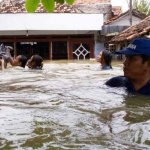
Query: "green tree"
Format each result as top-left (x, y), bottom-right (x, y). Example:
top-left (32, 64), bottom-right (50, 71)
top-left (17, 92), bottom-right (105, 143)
top-left (126, 0), bottom-right (150, 15)
top-left (25, 0), bottom-right (75, 13)
top-left (133, 0), bottom-right (150, 15)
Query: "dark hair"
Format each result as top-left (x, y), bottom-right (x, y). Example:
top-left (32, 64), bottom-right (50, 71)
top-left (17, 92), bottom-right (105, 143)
top-left (31, 54), bottom-right (43, 69)
top-left (102, 50), bottom-right (113, 67)
top-left (19, 55), bottom-right (28, 68)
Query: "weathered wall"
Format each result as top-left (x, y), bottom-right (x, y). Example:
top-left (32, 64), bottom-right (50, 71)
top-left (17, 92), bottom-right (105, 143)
top-left (94, 32), bottom-right (105, 58)
top-left (74, 4), bottom-right (112, 58)
top-left (74, 4), bottom-right (112, 21)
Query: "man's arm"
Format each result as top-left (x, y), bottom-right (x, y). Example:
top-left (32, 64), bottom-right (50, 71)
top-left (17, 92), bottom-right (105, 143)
top-left (6, 48), bottom-right (15, 66)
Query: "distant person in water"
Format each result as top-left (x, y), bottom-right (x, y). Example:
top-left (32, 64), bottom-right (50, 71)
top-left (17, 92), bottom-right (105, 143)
top-left (0, 44), bottom-right (27, 70)
top-left (105, 38), bottom-right (150, 96)
top-left (96, 50), bottom-right (113, 70)
top-left (27, 54), bottom-right (43, 69)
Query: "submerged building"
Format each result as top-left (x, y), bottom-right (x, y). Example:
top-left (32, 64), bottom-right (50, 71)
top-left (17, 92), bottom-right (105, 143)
top-left (0, 0), bottom-right (118, 60)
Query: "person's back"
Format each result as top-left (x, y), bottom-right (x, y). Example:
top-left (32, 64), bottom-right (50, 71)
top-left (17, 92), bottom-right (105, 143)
top-left (27, 54), bottom-right (43, 69)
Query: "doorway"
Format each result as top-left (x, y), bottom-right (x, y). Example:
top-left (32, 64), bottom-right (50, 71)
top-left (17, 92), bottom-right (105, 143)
top-left (71, 42), bottom-right (91, 60)
top-left (52, 41), bottom-right (68, 60)
top-left (17, 42), bottom-right (49, 59)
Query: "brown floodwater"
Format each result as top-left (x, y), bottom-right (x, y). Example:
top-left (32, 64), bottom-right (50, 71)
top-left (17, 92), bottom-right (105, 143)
top-left (0, 60), bottom-right (150, 150)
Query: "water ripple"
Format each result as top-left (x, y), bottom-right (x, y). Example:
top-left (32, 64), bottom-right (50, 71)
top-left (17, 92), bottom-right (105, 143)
top-left (0, 61), bottom-right (149, 150)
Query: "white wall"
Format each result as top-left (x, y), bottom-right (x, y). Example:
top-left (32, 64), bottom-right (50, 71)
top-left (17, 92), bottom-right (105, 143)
top-left (94, 43), bottom-right (105, 58)
top-left (110, 15), bottom-right (142, 26)
top-left (0, 13), bottom-right (103, 35)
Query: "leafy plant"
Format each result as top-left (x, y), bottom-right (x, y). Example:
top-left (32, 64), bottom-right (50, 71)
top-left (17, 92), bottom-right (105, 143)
top-left (25, 0), bottom-right (75, 13)
top-left (126, 0), bottom-right (150, 15)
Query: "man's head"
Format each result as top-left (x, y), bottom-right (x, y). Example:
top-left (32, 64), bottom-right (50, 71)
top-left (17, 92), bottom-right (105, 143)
top-left (116, 38), bottom-right (150, 80)
top-left (13, 55), bottom-right (27, 68)
top-left (27, 54), bottom-right (43, 69)
top-left (96, 50), bottom-right (112, 66)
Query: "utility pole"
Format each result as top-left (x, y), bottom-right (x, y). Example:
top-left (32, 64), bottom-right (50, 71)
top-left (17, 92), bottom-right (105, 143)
top-left (129, 0), bottom-right (132, 26)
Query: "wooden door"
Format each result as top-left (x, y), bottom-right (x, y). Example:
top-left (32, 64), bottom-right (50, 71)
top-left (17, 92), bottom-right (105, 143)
top-left (69, 41), bottom-right (94, 60)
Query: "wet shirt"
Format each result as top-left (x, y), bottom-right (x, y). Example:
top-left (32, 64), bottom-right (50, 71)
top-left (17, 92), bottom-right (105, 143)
top-left (97, 65), bottom-right (112, 71)
top-left (101, 65), bottom-right (112, 70)
top-left (105, 76), bottom-right (150, 96)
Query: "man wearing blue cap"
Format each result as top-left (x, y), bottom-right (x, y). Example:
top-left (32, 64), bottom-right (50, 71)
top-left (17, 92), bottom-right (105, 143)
top-left (105, 38), bottom-right (150, 96)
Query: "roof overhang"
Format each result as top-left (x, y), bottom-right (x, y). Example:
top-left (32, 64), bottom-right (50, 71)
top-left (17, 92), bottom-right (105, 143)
top-left (0, 13), bottom-right (103, 35)
top-left (105, 32), bottom-right (119, 36)
top-left (102, 25), bottom-right (130, 35)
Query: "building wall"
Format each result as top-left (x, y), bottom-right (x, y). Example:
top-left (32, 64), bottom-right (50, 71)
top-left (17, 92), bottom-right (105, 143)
top-left (74, 4), bottom-right (112, 21)
top-left (109, 15), bottom-right (142, 26)
top-left (74, 3), bottom-right (112, 59)
top-left (0, 34), bottom-right (95, 60)
top-left (94, 43), bottom-right (105, 58)
top-left (94, 32), bottom-right (105, 58)
top-left (74, 0), bottom-right (111, 4)
top-left (0, 2), bottom-right (112, 60)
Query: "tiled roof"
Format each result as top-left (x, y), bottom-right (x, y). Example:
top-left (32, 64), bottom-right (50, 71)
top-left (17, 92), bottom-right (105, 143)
top-left (112, 6), bottom-right (122, 16)
top-left (104, 9), bottom-right (147, 25)
top-left (110, 16), bottom-right (150, 43)
top-left (0, 0), bottom-right (80, 13)
top-left (74, 0), bottom-right (110, 4)
top-left (0, 0), bottom-right (115, 14)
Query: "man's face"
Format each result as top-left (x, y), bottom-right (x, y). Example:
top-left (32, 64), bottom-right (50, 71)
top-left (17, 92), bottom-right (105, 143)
top-left (123, 55), bottom-right (150, 80)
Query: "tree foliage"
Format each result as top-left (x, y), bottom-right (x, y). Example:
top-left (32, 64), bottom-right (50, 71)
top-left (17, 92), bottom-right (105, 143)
top-left (126, 0), bottom-right (150, 15)
top-left (133, 0), bottom-right (150, 15)
top-left (25, 0), bottom-right (75, 13)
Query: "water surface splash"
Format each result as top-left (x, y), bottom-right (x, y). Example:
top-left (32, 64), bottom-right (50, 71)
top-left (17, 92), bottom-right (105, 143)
top-left (0, 60), bottom-right (150, 150)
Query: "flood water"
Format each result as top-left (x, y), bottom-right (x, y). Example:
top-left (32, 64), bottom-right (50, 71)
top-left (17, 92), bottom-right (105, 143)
top-left (0, 60), bottom-right (150, 150)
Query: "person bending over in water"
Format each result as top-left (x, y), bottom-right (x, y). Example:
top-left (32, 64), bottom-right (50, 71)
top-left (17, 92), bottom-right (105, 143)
top-left (96, 50), bottom-right (113, 70)
top-left (0, 44), bottom-right (27, 69)
top-left (27, 54), bottom-right (43, 69)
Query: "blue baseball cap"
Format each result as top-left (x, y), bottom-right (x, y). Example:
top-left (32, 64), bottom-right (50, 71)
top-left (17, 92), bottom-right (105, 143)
top-left (115, 38), bottom-right (150, 56)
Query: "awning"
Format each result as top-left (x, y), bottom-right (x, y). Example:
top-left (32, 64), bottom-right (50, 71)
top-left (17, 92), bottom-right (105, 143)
top-left (101, 25), bottom-right (130, 35)
top-left (0, 13), bottom-right (103, 35)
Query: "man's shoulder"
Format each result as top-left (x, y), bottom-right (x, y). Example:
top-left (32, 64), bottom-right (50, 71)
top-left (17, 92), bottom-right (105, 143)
top-left (105, 76), bottom-right (128, 87)
top-left (139, 80), bottom-right (150, 95)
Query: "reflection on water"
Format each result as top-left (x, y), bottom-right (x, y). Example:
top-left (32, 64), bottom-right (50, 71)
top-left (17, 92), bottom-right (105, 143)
top-left (0, 60), bottom-right (150, 150)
